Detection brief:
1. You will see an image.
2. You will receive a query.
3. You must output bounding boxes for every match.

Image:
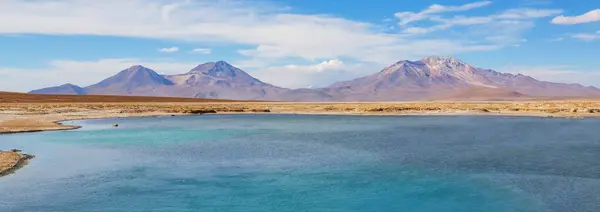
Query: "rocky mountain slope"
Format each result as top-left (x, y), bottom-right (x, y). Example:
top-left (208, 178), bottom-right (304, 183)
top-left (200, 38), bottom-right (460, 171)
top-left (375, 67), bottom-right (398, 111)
top-left (29, 57), bottom-right (600, 101)
top-left (30, 61), bottom-right (290, 100)
top-left (85, 65), bottom-right (174, 96)
top-left (327, 56), bottom-right (600, 100)
top-left (162, 61), bottom-right (288, 100)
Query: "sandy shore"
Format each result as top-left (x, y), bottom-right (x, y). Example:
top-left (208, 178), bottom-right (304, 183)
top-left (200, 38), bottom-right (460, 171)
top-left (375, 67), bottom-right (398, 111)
top-left (1, 100), bottom-right (600, 176)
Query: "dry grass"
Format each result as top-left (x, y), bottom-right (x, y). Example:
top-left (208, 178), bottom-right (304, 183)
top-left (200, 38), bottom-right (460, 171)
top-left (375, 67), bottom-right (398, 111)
top-left (2, 100), bottom-right (600, 133)
top-left (3, 96), bottom-right (600, 176)
top-left (3, 101), bottom-right (600, 118)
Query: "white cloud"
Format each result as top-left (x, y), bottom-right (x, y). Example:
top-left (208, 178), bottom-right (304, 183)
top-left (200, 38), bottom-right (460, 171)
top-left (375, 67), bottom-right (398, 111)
top-left (399, 7), bottom-right (561, 39)
top-left (350, 40), bottom-right (500, 65)
top-left (0, 0), bottom-right (398, 63)
top-left (501, 66), bottom-right (600, 87)
top-left (426, 1), bottom-right (493, 13)
top-left (252, 60), bottom-right (373, 89)
top-left (402, 26), bottom-right (444, 34)
top-left (548, 37), bottom-right (564, 42)
top-left (441, 16), bottom-right (495, 25)
top-left (404, 16), bottom-right (494, 34)
top-left (571, 31), bottom-right (600, 41)
top-left (552, 9), bottom-right (600, 24)
top-left (497, 8), bottom-right (563, 19)
top-left (522, 0), bottom-right (553, 6)
top-left (158, 47), bottom-right (179, 53)
top-left (0, 58), bottom-right (197, 92)
top-left (191, 48), bottom-right (211, 54)
top-left (395, 1), bottom-right (492, 26)
top-left (231, 59), bottom-right (268, 69)
top-left (395, 8), bottom-right (558, 48)
top-left (0, 0), bottom-right (546, 68)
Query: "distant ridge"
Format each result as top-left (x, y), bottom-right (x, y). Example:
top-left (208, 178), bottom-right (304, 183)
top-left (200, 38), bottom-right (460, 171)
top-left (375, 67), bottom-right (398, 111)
top-left (0, 91), bottom-right (242, 103)
top-left (29, 57), bottom-right (600, 101)
top-left (29, 83), bottom-right (87, 95)
top-left (326, 56), bottom-right (600, 100)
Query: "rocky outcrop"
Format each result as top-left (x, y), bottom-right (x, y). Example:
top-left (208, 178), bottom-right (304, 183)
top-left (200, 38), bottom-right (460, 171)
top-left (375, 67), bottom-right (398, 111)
top-left (0, 151), bottom-right (34, 177)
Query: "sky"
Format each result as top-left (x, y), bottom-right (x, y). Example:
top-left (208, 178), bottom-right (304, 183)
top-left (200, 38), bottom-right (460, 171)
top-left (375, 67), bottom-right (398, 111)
top-left (0, 0), bottom-right (599, 91)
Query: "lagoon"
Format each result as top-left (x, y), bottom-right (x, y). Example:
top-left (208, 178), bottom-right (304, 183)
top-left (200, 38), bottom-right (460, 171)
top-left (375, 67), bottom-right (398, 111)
top-left (1, 114), bottom-right (599, 212)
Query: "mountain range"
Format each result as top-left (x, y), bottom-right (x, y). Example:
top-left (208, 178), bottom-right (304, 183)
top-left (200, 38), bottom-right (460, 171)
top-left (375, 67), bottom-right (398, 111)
top-left (29, 56), bottom-right (600, 101)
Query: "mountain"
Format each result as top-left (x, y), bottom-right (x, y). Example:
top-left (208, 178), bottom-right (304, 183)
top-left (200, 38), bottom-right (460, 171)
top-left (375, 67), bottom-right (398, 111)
top-left (163, 61), bottom-right (288, 100)
top-left (327, 56), bottom-right (600, 100)
top-left (28, 57), bottom-right (600, 101)
top-left (29, 61), bottom-right (291, 100)
top-left (29, 83), bottom-right (87, 95)
top-left (170, 61), bottom-right (264, 85)
top-left (85, 65), bottom-right (174, 95)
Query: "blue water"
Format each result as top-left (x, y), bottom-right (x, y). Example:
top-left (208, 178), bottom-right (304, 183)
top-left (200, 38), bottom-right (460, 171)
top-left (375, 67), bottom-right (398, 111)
top-left (1, 115), bottom-right (600, 212)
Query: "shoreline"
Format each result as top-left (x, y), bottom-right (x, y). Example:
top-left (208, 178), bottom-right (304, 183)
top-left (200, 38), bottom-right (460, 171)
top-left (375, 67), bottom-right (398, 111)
top-left (1, 101), bottom-right (600, 177)
top-left (1, 110), bottom-right (593, 136)
top-left (1, 109), bottom-right (596, 136)
top-left (0, 150), bottom-right (34, 177)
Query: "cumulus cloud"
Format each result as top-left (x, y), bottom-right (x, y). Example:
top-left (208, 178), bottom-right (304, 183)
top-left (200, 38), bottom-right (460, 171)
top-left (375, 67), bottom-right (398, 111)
top-left (0, 58), bottom-right (198, 92)
top-left (191, 48), bottom-right (211, 54)
top-left (252, 60), bottom-right (373, 89)
top-left (158, 47), bottom-right (179, 53)
top-left (551, 9), bottom-right (600, 24)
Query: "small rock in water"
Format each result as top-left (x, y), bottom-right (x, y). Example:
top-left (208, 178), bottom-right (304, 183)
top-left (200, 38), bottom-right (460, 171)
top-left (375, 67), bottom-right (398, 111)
top-left (113, 124), bottom-right (119, 127)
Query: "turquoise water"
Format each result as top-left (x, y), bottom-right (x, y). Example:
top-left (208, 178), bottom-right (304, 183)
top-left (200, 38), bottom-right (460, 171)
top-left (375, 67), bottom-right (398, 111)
top-left (1, 115), bottom-right (600, 212)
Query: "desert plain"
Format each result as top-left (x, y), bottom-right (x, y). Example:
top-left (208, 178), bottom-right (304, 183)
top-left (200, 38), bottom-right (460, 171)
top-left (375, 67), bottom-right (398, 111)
top-left (2, 91), bottom-right (600, 176)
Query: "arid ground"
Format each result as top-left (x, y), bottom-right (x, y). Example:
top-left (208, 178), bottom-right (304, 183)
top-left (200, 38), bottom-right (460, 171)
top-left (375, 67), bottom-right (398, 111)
top-left (2, 92), bottom-right (600, 176)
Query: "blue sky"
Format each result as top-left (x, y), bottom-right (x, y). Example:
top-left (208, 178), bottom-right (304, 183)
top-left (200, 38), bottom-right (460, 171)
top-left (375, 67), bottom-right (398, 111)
top-left (0, 0), bottom-right (599, 91)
